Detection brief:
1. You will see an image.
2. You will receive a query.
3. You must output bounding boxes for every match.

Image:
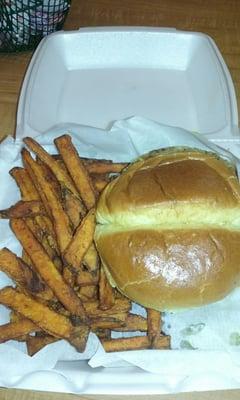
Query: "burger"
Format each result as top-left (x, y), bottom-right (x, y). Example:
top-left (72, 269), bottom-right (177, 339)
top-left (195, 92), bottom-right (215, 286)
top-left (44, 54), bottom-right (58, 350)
top-left (95, 148), bottom-right (240, 311)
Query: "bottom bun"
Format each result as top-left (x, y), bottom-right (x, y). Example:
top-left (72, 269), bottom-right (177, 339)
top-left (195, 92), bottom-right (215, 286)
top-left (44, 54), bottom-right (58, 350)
top-left (95, 228), bottom-right (240, 310)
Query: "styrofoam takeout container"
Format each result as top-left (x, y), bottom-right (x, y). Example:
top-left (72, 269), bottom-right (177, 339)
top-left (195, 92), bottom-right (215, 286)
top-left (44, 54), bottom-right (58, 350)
top-left (17, 26), bottom-right (239, 139)
top-left (13, 27), bottom-right (240, 396)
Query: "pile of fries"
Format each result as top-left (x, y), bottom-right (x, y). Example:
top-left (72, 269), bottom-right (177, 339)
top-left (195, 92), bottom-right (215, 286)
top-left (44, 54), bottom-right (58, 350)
top-left (0, 134), bottom-right (170, 355)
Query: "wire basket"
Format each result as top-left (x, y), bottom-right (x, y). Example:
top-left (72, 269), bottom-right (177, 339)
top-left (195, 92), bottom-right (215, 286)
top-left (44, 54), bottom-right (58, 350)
top-left (0, 0), bottom-right (71, 52)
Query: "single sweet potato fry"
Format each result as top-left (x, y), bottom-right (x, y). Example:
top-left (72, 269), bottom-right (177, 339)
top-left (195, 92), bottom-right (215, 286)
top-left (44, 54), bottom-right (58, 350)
top-left (8, 315), bottom-right (33, 345)
top-left (35, 215), bottom-right (56, 243)
top-left (53, 158), bottom-right (86, 225)
top-left (27, 325), bottom-right (89, 354)
top-left (0, 247), bottom-right (32, 289)
top-left (9, 312), bottom-right (43, 345)
top-left (0, 200), bottom-right (46, 219)
top-left (0, 287), bottom-right (74, 338)
top-left (54, 135), bottom-right (96, 209)
top-left (27, 334), bottom-right (59, 356)
top-left (53, 154), bottom-right (127, 175)
top-left (23, 136), bottom-right (79, 197)
top-left (62, 187), bottom-right (86, 229)
top-left (100, 336), bottom-right (150, 352)
top-left (34, 215), bottom-right (61, 260)
top-left (25, 217), bottom-right (62, 271)
top-left (10, 163), bottom-right (60, 264)
top-left (90, 320), bottom-right (123, 330)
top-left (10, 219), bottom-right (87, 319)
top-left (21, 149), bottom-right (51, 216)
top-left (99, 265), bottom-right (115, 310)
top-left (147, 308), bottom-right (162, 347)
top-left (22, 149), bottom-right (72, 252)
top-left (68, 324), bottom-right (90, 352)
top-left (0, 247), bottom-right (53, 300)
top-left (83, 297), bottom-right (131, 318)
top-left (113, 314), bottom-right (148, 332)
top-left (93, 328), bottom-right (111, 340)
top-left (9, 167), bottom-right (40, 201)
top-left (89, 313), bottom-right (128, 330)
top-left (36, 157), bottom-right (62, 200)
top-left (63, 208), bottom-right (96, 270)
top-left (0, 318), bottom-right (40, 343)
top-left (101, 335), bottom-right (170, 352)
top-left (82, 159), bottom-right (127, 174)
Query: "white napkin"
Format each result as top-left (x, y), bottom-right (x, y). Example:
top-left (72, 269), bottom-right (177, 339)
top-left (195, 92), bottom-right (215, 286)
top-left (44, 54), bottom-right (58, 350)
top-left (1, 116), bottom-right (240, 394)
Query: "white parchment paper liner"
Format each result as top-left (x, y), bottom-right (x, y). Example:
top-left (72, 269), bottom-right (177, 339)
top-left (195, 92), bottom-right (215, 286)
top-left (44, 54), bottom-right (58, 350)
top-left (1, 116), bottom-right (240, 394)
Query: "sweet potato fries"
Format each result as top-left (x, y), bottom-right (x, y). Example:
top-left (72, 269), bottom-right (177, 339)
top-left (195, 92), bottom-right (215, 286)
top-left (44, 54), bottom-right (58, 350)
top-left (0, 135), bottom-right (170, 354)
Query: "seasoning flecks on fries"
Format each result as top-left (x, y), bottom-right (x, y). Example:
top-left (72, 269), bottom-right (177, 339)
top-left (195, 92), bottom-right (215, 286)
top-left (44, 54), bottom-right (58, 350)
top-left (0, 134), bottom-right (170, 354)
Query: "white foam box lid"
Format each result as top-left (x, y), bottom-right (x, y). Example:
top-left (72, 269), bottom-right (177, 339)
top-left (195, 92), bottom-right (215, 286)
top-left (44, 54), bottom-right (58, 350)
top-left (14, 27), bottom-right (240, 397)
top-left (17, 26), bottom-right (239, 139)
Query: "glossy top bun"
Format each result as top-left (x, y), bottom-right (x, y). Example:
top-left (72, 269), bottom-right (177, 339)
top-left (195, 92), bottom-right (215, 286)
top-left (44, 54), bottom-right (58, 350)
top-left (95, 148), bottom-right (240, 310)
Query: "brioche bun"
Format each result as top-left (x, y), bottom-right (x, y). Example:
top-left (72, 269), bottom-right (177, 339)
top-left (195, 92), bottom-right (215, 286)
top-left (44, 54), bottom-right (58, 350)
top-left (95, 148), bottom-right (240, 310)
